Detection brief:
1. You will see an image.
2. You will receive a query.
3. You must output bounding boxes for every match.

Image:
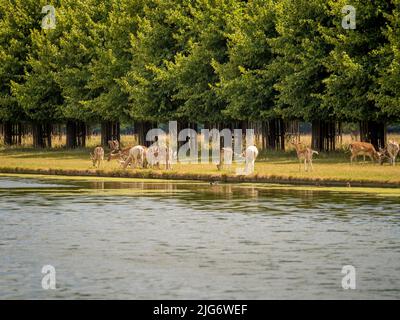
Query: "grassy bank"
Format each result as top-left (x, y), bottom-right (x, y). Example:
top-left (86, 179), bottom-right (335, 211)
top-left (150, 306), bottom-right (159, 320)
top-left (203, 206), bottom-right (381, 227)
top-left (0, 147), bottom-right (399, 187)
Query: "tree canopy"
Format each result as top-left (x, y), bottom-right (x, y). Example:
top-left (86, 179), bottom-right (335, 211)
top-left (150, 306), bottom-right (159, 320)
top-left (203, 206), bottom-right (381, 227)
top-left (1, 0), bottom-right (399, 139)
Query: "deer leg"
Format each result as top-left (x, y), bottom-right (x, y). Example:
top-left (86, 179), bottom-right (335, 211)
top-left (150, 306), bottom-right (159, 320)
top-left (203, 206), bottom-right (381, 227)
top-left (123, 155), bottom-right (132, 169)
top-left (368, 154), bottom-right (374, 163)
top-left (304, 159), bottom-right (307, 172)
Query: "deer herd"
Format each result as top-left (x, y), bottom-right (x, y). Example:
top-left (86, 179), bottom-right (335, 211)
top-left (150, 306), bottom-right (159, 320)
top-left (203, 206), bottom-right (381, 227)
top-left (90, 138), bottom-right (400, 173)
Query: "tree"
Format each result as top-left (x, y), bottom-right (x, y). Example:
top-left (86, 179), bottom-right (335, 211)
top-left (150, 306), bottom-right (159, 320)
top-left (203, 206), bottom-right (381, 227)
top-left (372, 0), bottom-right (400, 124)
top-left (320, 0), bottom-right (393, 149)
top-left (82, 0), bottom-right (146, 145)
top-left (0, 0), bottom-right (43, 145)
top-left (11, 28), bottom-right (64, 147)
top-left (214, 0), bottom-right (284, 149)
top-left (154, 0), bottom-right (243, 126)
top-left (53, 0), bottom-right (113, 147)
top-left (271, 0), bottom-right (337, 151)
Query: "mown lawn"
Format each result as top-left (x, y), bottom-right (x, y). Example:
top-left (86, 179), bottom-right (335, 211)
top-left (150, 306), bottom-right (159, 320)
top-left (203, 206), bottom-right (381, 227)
top-left (0, 147), bottom-right (399, 184)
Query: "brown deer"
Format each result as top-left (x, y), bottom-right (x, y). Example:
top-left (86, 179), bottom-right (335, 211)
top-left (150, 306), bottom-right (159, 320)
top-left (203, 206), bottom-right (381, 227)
top-left (291, 142), bottom-right (319, 172)
top-left (107, 146), bottom-right (131, 162)
top-left (349, 141), bottom-right (379, 164)
top-left (90, 146), bottom-right (104, 168)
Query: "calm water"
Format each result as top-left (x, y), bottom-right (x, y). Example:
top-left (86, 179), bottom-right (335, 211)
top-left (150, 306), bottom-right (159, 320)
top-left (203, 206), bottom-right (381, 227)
top-left (0, 176), bottom-right (399, 299)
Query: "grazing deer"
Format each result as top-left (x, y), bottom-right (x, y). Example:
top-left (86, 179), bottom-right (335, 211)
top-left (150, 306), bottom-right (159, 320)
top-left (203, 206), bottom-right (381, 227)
top-left (90, 146), bottom-right (104, 168)
top-left (107, 146), bottom-right (131, 162)
top-left (121, 145), bottom-right (146, 169)
top-left (378, 140), bottom-right (400, 166)
top-left (349, 141), bottom-right (379, 164)
top-left (108, 140), bottom-right (120, 152)
top-left (291, 142), bottom-right (319, 172)
top-left (217, 147), bottom-right (233, 171)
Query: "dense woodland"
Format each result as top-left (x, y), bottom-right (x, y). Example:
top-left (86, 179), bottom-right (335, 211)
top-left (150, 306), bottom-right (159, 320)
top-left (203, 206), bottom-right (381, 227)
top-left (1, 0), bottom-right (400, 151)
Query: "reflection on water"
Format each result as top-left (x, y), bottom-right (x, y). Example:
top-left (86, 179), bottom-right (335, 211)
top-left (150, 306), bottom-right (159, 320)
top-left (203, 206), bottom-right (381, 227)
top-left (0, 176), bottom-right (400, 299)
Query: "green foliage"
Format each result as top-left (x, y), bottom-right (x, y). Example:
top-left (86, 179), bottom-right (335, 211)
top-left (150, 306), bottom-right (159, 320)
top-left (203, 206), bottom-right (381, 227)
top-left (320, 0), bottom-right (392, 122)
top-left (214, 0), bottom-right (278, 121)
top-left (270, 0), bottom-right (334, 121)
top-left (0, 0), bottom-right (400, 127)
top-left (0, 0), bottom-right (43, 122)
top-left (372, 0), bottom-right (400, 119)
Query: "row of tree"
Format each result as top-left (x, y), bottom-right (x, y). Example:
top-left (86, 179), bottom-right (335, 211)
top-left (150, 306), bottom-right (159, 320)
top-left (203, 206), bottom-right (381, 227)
top-left (1, 0), bottom-right (399, 150)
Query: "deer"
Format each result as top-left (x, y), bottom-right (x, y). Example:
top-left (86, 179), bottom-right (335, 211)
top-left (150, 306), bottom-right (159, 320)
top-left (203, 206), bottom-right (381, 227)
top-left (291, 141), bottom-right (319, 172)
top-left (107, 146), bottom-right (131, 162)
top-left (90, 146), bottom-right (104, 168)
top-left (121, 145), bottom-right (146, 169)
top-left (143, 144), bottom-right (173, 170)
top-left (217, 147), bottom-right (233, 171)
top-left (378, 140), bottom-right (400, 166)
top-left (108, 140), bottom-right (120, 152)
top-left (349, 141), bottom-right (379, 164)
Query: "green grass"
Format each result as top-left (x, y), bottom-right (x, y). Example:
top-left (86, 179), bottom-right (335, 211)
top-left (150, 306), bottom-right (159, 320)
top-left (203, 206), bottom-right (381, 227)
top-left (0, 146), bottom-right (399, 186)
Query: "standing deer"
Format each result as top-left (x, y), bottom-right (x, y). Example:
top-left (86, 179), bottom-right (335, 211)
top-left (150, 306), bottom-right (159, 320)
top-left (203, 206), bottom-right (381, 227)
top-left (349, 142), bottom-right (379, 164)
top-left (291, 142), bottom-right (319, 172)
top-left (90, 146), bottom-right (105, 168)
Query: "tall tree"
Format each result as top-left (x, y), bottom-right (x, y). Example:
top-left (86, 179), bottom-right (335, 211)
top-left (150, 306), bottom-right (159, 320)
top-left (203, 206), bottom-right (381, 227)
top-left (372, 0), bottom-right (400, 124)
top-left (214, 0), bottom-right (283, 149)
top-left (83, 0), bottom-right (145, 145)
top-left (0, 0), bottom-right (42, 145)
top-left (271, 0), bottom-right (337, 151)
top-left (321, 0), bottom-right (393, 148)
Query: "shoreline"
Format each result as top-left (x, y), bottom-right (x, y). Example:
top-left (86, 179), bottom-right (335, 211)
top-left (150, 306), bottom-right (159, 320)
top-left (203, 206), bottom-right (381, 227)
top-left (0, 166), bottom-right (398, 189)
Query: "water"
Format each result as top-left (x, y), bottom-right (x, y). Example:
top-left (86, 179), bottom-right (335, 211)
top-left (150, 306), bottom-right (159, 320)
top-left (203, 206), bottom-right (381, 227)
top-left (0, 176), bottom-right (399, 299)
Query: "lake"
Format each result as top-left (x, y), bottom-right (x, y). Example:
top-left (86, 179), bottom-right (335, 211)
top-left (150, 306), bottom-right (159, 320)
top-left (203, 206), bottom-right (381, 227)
top-left (0, 175), bottom-right (399, 299)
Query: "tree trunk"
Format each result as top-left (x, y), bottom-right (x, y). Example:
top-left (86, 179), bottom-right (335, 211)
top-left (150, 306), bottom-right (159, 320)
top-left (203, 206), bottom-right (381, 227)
top-left (311, 120), bottom-right (337, 152)
top-left (32, 123), bottom-right (52, 148)
top-left (359, 121), bottom-right (386, 150)
top-left (66, 121), bottom-right (78, 148)
top-left (101, 121), bottom-right (120, 147)
top-left (66, 121), bottom-right (87, 148)
top-left (17, 123), bottom-right (22, 145)
top-left (77, 122), bottom-right (87, 147)
top-left (262, 119), bottom-right (286, 150)
top-left (2, 122), bottom-right (27, 146)
top-left (134, 121), bottom-right (154, 147)
top-left (3, 121), bottom-right (13, 146)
